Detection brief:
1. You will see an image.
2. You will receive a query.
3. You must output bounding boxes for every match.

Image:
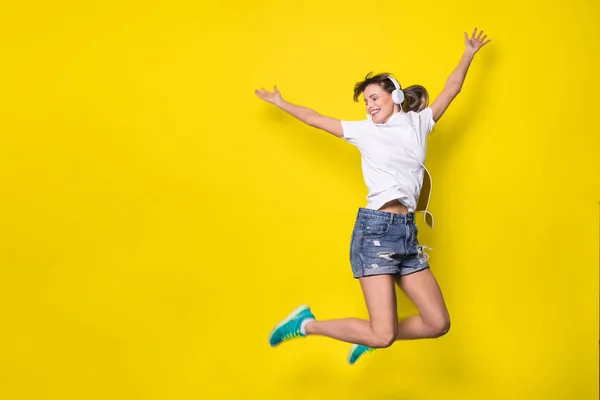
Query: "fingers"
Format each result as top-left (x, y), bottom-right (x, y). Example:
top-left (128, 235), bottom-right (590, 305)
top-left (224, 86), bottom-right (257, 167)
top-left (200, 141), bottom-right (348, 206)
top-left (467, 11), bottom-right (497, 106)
top-left (470, 27), bottom-right (486, 39)
top-left (256, 87), bottom-right (277, 95)
top-left (256, 87), bottom-right (271, 96)
top-left (254, 88), bottom-right (270, 99)
top-left (479, 32), bottom-right (490, 45)
top-left (254, 86), bottom-right (281, 103)
top-left (469, 28), bottom-right (490, 44)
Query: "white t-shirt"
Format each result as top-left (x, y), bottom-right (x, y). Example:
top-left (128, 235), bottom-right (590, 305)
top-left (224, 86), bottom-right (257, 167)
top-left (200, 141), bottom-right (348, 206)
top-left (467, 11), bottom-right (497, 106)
top-left (341, 107), bottom-right (436, 212)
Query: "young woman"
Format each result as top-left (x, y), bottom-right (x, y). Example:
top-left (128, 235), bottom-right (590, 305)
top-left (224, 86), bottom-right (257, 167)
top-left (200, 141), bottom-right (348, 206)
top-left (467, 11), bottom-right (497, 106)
top-left (255, 28), bottom-right (490, 365)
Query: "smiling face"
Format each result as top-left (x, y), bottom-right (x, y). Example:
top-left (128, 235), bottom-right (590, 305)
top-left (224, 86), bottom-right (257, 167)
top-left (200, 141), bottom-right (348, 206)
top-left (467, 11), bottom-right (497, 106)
top-left (363, 83), bottom-right (399, 124)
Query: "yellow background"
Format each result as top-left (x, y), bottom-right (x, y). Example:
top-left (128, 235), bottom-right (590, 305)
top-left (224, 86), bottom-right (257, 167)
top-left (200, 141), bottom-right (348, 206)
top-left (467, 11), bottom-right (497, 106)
top-left (0, 0), bottom-right (598, 399)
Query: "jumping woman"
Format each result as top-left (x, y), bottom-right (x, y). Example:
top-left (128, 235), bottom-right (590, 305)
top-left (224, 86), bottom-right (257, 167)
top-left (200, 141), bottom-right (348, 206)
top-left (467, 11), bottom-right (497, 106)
top-left (255, 28), bottom-right (490, 365)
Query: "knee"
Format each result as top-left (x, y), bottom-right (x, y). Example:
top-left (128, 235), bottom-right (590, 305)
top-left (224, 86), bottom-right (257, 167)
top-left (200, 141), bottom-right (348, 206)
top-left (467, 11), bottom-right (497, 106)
top-left (371, 329), bottom-right (397, 348)
top-left (426, 317), bottom-right (450, 338)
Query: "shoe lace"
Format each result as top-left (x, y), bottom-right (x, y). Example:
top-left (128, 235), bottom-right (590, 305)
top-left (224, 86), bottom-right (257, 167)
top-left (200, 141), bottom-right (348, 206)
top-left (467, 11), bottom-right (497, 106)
top-left (282, 330), bottom-right (302, 341)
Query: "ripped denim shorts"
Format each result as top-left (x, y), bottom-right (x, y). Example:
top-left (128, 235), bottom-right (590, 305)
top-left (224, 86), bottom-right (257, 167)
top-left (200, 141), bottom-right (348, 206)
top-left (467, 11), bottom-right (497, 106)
top-left (349, 208), bottom-right (430, 279)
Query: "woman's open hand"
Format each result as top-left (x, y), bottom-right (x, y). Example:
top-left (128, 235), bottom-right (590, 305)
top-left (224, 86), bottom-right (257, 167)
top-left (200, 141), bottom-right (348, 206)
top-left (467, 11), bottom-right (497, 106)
top-left (464, 28), bottom-right (490, 56)
top-left (255, 86), bottom-right (283, 107)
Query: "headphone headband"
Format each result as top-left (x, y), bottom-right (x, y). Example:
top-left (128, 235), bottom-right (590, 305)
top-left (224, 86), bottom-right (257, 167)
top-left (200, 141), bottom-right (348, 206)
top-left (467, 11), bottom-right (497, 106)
top-left (387, 75), bottom-right (400, 90)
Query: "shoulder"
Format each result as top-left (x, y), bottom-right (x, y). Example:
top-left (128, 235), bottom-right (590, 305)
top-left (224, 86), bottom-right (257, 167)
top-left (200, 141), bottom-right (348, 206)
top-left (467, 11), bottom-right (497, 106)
top-left (341, 119), bottom-right (373, 141)
top-left (405, 107), bottom-right (436, 137)
top-left (405, 107), bottom-right (434, 123)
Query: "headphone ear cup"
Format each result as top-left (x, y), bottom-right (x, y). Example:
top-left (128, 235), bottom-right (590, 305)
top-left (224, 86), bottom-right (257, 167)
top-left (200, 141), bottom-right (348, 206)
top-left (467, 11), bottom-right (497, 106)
top-left (392, 89), bottom-right (404, 105)
top-left (397, 89), bottom-right (404, 105)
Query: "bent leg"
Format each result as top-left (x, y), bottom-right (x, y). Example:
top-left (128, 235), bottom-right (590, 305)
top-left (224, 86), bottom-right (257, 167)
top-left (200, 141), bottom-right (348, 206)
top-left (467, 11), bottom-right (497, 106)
top-left (395, 269), bottom-right (450, 340)
top-left (306, 274), bottom-right (398, 348)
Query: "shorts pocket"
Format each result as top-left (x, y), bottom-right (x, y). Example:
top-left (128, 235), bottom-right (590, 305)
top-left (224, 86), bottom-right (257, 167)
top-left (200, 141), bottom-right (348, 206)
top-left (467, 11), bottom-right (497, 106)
top-left (361, 219), bottom-right (391, 238)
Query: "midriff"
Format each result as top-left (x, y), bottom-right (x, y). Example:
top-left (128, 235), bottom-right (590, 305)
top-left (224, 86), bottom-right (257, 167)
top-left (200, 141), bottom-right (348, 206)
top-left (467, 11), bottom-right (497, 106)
top-left (378, 199), bottom-right (409, 215)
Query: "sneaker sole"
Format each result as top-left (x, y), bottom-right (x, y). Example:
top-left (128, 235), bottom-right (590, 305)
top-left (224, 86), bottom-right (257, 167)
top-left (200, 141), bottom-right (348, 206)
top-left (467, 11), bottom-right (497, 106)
top-left (347, 344), bottom-right (359, 364)
top-left (268, 304), bottom-right (310, 347)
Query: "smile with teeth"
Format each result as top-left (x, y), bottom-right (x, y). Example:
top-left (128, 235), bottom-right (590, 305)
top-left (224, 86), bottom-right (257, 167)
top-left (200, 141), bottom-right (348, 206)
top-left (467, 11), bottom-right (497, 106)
top-left (370, 110), bottom-right (380, 117)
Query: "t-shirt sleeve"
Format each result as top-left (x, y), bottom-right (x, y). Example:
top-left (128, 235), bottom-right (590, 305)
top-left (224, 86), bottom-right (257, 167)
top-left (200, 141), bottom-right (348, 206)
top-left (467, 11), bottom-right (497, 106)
top-left (341, 120), bottom-right (368, 146)
top-left (408, 107), bottom-right (436, 141)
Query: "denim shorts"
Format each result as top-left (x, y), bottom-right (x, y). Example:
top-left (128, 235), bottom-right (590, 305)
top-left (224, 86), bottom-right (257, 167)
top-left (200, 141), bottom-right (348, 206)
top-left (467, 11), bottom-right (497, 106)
top-left (349, 208), bottom-right (430, 278)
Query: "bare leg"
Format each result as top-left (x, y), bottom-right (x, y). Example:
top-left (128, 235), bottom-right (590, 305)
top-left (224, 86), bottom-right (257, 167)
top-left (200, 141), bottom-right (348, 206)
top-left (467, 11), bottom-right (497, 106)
top-left (394, 269), bottom-right (450, 340)
top-left (305, 275), bottom-right (398, 348)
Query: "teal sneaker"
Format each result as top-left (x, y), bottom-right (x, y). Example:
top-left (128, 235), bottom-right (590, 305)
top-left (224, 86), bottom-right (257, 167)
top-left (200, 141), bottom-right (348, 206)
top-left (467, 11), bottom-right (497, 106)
top-left (268, 305), bottom-right (315, 347)
top-left (347, 344), bottom-right (374, 365)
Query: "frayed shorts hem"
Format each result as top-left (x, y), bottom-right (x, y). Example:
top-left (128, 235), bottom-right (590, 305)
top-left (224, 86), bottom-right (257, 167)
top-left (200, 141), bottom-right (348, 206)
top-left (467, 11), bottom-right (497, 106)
top-left (352, 264), bottom-right (430, 279)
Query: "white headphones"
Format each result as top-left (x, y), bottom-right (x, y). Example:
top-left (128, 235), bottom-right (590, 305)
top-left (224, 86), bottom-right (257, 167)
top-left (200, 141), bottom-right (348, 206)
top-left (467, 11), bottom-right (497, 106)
top-left (367, 75), bottom-right (404, 122)
top-left (387, 75), bottom-right (405, 105)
